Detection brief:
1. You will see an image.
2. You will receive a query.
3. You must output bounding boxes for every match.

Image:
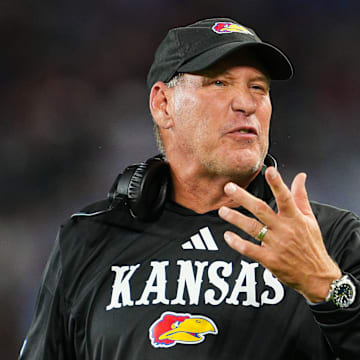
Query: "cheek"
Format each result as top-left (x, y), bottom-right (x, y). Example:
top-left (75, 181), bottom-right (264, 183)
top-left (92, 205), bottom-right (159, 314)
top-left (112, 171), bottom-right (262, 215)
top-left (259, 99), bottom-right (272, 135)
top-left (173, 88), bottom-right (200, 117)
top-left (173, 92), bottom-right (211, 133)
top-left (171, 93), bottom-right (204, 145)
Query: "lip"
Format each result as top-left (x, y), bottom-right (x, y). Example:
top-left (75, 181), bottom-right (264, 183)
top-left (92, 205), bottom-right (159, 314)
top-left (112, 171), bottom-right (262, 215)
top-left (226, 125), bottom-right (258, 140)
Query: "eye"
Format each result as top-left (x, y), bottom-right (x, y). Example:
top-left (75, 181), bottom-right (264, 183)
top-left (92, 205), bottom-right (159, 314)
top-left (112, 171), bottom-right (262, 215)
top-left (250, 83), bottom-right (269, 93)
top-left (213, 80), bottom-right (225, 87)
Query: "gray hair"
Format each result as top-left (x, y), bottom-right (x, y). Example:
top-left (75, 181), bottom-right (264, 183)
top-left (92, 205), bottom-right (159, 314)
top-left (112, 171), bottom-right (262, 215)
top-left (153, 73), bottom-right (184, 154)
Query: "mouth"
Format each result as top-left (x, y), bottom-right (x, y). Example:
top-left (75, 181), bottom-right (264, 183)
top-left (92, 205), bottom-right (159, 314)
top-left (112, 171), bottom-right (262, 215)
top-left (236, 129), bottom-right (256, 134)
top-left (227, 126), bottom-right (258, 140)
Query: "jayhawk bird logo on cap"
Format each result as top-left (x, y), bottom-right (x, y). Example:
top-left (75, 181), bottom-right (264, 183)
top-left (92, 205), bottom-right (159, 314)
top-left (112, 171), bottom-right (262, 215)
top-left (212, 22), bottom-right (253, 35)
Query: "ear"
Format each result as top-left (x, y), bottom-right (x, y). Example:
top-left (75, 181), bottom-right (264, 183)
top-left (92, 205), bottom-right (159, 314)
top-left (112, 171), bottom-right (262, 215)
top-left (149, 82), bottom-right (174, 129)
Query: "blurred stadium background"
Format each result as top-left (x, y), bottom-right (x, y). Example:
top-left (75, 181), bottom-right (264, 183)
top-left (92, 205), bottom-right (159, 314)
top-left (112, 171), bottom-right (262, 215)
top-left (1, 1), bottom-right (360, 358)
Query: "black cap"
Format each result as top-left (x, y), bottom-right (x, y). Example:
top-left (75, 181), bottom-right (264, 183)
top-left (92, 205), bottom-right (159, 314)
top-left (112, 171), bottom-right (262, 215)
top-left (147, 18), bottom-right (293, 89)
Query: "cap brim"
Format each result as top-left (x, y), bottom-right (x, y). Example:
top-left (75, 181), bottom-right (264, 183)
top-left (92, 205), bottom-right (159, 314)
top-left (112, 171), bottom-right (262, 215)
top-left (178, 41), bottom-right (293, 80)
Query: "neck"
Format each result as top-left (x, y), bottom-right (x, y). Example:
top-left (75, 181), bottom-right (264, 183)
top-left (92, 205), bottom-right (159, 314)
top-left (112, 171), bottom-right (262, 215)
top-left (169, 160), bottom-right (260, 214)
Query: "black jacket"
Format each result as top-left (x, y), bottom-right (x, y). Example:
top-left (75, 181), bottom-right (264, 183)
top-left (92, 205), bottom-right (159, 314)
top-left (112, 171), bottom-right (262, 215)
top-left (20, 169), bottom-right (360, 359)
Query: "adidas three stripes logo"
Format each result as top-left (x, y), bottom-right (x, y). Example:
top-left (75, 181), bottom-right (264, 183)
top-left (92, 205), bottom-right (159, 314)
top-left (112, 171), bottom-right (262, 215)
top-left (181, 227), bottom-right (218, 251)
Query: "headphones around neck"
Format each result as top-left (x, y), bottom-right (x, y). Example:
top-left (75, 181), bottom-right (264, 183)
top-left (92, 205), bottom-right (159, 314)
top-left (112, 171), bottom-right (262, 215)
top-left (108, 154), bottom-right (277, 222)
top-left (108, 155), bottom-right (171, 222)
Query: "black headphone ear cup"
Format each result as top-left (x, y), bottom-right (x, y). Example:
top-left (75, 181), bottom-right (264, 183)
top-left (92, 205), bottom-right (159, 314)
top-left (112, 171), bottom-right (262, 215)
top-left (264, 153), bottom-right (277, 170)
top-left (127, 163), bottom-right (149, 200)
top-left (127, 158), bottom-right (170, 221)
top-left (108, 156), bottom-right (170, 221)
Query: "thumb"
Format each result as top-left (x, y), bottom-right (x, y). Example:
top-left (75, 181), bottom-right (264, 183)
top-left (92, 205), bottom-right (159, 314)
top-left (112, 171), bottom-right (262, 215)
top-left (291, 173), bottom-right (312, 215)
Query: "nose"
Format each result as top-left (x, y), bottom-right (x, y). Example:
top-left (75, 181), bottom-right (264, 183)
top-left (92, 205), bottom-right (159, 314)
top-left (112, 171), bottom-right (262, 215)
top-left (230, 87), bottom-right (257, 115)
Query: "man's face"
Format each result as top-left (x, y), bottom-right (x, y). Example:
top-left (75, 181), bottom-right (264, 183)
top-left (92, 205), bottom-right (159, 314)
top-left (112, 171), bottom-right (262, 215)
top-left (166, 56), bottom-right (272, 181)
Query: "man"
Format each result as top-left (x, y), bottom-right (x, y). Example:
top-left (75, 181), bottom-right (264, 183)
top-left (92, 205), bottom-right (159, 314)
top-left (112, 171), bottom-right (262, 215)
top-left (20, 18), bottom-right (360, 359)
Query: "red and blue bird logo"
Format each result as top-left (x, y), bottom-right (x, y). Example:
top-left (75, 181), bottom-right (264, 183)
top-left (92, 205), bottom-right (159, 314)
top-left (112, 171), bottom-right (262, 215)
top-left (212, 22), bottom-right (253, 35)
top-left (149, 311), bottom-right (218, 348)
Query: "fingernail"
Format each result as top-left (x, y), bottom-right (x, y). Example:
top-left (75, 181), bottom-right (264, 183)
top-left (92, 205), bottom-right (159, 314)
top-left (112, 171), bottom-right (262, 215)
top-left (268, 167), bottom-right (277, 179)
top-left (225, 182), bottom-right (237, 194)
top-left (224, 232), bottom-right (233, 243)
top-left (219, 206), bottom-right (229, 217)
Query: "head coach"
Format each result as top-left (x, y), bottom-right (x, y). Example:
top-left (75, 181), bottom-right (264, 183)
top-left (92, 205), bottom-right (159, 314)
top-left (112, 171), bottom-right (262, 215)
top-left (20, 18), bottom-right (360, 360)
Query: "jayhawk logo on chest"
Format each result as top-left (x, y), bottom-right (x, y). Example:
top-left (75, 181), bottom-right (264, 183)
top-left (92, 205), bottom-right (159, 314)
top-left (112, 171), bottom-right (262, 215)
top-left (149, 311), bottom-right (218, 348)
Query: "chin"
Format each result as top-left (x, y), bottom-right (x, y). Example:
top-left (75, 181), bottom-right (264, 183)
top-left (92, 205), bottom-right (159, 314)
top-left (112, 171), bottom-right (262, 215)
top-left (204, 156), bottom-right (263, 179)
top-left (227, 162), bottom-right (262, 179)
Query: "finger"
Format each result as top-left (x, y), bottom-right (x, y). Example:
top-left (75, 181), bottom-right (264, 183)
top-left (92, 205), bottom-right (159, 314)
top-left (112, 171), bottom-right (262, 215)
top-left (290, 173), bottom-right (313, 216)
top-left (265, 167), bottom-right (298, 217)
top-left (223, 182), bottom-right (277, 226)
top-left (224, 231), bottom-right (268, 264)
top-left (219, 206), bottom-right (271, 242)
